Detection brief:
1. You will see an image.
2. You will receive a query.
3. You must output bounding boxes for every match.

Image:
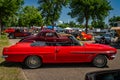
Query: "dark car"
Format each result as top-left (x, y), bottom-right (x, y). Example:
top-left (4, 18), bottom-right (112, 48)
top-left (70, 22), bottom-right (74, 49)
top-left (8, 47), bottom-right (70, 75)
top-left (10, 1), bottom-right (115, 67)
top-left (8, 29), bottom-right (31, 39)
top-left (94, 33), bottom-right (113, 44)
top-left (85, 69), bottom-right (120, 80)
top-left (19, 29), bottom-right (72, 42)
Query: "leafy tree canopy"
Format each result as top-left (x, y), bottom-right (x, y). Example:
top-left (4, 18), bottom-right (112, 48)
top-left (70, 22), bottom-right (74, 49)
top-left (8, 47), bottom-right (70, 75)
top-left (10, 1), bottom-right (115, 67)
top-left (38, 0), bottom-right (69, 25)
top-left (0, 0), bottom-right (24, 34)
top-left (109, 16), bottom-right (120, 27)
top-left (91, 20), bottom-right (106, 29)
top-left (0, 0), bottom-right (23, 19)
top-left (109, 16), bottom-right (120, 22)
top-left (68, 0), bottom-right (112, 33)
top-left (18, 6), bottom-right (43, 27)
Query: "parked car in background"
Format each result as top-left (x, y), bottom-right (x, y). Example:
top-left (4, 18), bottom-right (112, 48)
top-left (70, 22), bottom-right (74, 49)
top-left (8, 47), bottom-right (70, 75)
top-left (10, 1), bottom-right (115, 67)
top-left (4, 28), bottom-right (15, 33)
top-left (8, 29), bottom-right (31, 39)
top-left (72, 31), bottom-right (93, 41)
top-left (81, 32), bottom-right (93, 40)
top-left (94, 33), bottom-right (113, 44)
top-left (19, 29), bottom-right (72, 43)
top-left (2, 38), bottom-right (117, 69)
top-left (111, 27), bottom-right (120, 46)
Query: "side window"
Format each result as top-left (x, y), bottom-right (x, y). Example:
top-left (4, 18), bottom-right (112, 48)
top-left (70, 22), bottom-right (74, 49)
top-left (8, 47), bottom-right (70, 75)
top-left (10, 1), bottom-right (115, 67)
top-left (31, 42), bottom-right (46, 46)
top-left (41, 32), bottom-right (45, 37)
top-left (37, 32), bottom-right (45, 37)
top-left (56, 42), bottom-right (73, 46)
top-left (46, 32), bottom-right (54, 37)
top-left (46, 42), bottom-right (56, 46)
top-left (46, 42), bottom-right (75, 46)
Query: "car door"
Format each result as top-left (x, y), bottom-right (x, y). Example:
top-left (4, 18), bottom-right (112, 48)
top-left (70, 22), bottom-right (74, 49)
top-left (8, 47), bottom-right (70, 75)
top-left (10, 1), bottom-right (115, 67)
top-left (38, 46), bottom-right (56, 63)
top-left (55, 44), bottom-right (86, 63)
top-left (31, 42), bottom-right (56, 63)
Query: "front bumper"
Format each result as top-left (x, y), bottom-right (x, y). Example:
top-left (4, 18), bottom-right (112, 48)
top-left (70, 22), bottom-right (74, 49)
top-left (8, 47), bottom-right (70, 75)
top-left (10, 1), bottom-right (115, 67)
top-left (108, 54), bottom-right (116, 60)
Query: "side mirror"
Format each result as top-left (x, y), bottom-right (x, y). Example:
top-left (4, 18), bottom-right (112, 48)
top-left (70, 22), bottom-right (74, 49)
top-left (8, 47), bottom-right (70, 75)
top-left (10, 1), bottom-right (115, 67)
top-left (85, 69), bottom-right (120, 80)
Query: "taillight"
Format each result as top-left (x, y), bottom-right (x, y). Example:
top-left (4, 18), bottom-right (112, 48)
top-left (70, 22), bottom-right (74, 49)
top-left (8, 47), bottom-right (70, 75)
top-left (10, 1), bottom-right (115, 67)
top-left (2, 47), bottom-right (9, 55)
top-left (2, 47), bottom-right (9, 58)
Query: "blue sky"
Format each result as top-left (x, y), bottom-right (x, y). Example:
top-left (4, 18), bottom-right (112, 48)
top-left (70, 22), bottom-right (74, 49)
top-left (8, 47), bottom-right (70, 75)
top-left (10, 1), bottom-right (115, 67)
top-left (109, 0), bottom-right (120, 17)
top-left (24, 0), bottom-right (120, 24)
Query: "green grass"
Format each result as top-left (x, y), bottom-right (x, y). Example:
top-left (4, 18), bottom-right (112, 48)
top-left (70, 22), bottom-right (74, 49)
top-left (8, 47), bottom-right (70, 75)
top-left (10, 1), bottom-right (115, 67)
top-left (0, 35), bottom-right (9, 62)
top-left (0, 35), bottom-right (24, 80)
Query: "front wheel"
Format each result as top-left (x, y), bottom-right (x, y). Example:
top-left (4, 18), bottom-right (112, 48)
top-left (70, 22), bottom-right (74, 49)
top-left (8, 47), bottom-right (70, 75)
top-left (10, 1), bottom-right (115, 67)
top-left (93, 55), bottom-right (107, 68)
top-left (25, 56), bottom-right (42, 69)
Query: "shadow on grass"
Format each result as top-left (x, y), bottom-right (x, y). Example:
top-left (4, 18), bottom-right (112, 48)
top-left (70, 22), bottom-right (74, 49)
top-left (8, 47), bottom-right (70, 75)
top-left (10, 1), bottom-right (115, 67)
top-left (0, 61), bottom-right (22, 68)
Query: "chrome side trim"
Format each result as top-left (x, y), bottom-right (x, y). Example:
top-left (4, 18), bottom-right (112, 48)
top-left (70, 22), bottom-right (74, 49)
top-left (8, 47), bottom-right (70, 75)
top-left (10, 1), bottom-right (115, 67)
top-left (70, 51), bottom-right (115, 54)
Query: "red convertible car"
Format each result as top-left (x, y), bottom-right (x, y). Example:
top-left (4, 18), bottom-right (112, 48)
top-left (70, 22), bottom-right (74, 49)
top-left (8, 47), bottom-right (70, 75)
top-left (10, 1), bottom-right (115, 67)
top-left (2, 38), bottom-right (117, 69)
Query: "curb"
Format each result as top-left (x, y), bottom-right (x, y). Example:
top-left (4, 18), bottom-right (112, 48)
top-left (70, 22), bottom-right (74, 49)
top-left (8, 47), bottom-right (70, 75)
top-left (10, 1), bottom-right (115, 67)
top-left (21, 69), bottom-right (28, 80)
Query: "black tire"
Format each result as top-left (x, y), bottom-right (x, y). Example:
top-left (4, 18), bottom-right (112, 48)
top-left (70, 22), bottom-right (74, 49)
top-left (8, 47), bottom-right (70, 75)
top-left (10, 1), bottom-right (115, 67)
top-left (25, 56), bottom-right (42, 69)
top-left (8, 33), bottom-right (15, 39)
top-left (93, 55), bottom-right (107, 68)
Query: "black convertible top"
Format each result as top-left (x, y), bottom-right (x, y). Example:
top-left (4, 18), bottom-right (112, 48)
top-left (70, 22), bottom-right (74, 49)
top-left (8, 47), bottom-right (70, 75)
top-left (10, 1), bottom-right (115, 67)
top-left (31, 41), bottom-right (80, 46)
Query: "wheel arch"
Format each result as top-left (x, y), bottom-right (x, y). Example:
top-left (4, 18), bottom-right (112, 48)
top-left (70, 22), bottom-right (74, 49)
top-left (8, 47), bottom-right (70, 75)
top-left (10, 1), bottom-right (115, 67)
top-left (91, 54), bottom-right (108, 62)
top-left (23, 55), bottom-right (43, 63)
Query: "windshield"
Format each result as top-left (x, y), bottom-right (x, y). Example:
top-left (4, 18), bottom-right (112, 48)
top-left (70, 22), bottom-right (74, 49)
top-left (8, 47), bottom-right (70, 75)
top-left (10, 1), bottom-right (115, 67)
top-left (68, 35), bottom-right (84, 46)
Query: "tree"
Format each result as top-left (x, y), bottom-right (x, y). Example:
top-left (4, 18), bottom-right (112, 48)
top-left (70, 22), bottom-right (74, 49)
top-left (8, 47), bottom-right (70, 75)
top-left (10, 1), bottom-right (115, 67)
top-left (69, 21), bottom-right (76, 27)
top-left (0, 0), bottom-right (24, 34)
top-left (38, 0), bottom-right (69, 26)
top-left (109, 16), bottom-right (120, 27)
top-left (2, 14), bottom-right (18, 27)
top-left (58, 23), bottom-right (69, 28)
top-left (18, 6), bottom-right (43, 27)
top-left (58, 22), bottom-right (84, 28)
top-left (91, 20), bottom-right (106, 29)
top-left (68, 0), bottom-right (112, 33)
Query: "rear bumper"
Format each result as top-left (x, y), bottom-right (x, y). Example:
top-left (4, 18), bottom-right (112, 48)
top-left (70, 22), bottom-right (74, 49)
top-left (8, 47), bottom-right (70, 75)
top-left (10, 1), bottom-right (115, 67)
top-left (1, 55), bottom-right (8, 58)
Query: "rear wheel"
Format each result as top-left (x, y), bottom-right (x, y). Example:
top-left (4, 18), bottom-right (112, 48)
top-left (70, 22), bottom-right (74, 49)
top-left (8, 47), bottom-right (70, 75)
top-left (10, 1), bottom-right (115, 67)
top-left (25, 56), bottom-right (42, 69)
top-left (8, 33), bottom-right (15, 39)
top-left (93, 55), bottom-right (107, 68)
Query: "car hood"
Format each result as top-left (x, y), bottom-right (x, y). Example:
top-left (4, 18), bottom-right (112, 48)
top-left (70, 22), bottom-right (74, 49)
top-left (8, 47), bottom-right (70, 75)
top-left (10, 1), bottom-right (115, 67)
top-left (95, 36), bottom-right (111, 39)
top-left (84, 43), bottom-right (116, 51)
